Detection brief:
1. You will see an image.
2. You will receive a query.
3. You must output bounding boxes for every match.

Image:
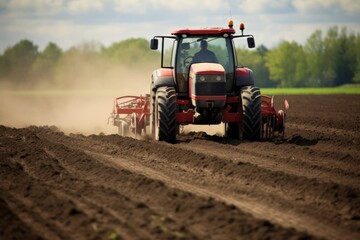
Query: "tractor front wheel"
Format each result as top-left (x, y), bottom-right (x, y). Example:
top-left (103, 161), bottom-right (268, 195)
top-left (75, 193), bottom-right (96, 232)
top-left (242, 86), bottom-right (262, 141)
top-left (154, 87), bottom-right (177, 143)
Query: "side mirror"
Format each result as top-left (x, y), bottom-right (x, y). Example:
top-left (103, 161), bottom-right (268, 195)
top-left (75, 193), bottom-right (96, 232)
top-left (247, 37), bottom-right (255, 48)
top-left (150, 38), bottom-right (158, 50)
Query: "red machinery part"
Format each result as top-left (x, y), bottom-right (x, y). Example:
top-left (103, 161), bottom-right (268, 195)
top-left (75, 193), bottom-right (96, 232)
top-left (261, 95), bottom-right (288, 139)
top-left (110, 95), bottom-right (150, 138)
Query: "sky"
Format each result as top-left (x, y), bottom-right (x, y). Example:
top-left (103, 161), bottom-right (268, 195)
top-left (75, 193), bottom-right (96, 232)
top-left (0, 0), bottom-right (360, 53)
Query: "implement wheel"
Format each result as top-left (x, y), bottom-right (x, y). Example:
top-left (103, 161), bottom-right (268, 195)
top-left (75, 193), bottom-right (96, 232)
top-left (242, 86), bottom-right (262, 141)
top-left (131, 113), bottom-right (141, 139)
top-left (118, 120), bottom-right (129, 137)
top-left (149, 89), bottom-right (156, 138)
top-left (154, 87), bottom-right (177, 143)
top-left (278, 110), bottom-right (285, 138)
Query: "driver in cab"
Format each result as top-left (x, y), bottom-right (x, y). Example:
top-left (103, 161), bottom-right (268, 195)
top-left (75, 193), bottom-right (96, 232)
top-left (193, 40), bottom-right (218, 63)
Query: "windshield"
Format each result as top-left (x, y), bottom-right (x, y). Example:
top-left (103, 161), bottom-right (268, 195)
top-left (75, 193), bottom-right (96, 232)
top-left (175, 36), bottom-right (235, 93)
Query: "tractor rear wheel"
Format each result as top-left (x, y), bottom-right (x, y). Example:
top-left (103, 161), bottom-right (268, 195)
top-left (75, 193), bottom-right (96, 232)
top-left (154, 87), bottom-right (177, 143)
top-left (242, 86), bottom-right (262, 140)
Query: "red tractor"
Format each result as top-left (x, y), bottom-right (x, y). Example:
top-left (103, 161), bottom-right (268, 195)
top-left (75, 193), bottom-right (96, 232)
top-left (147, 21), bottom-right (287, 143)
top-left (110, 21), bottom-right (287, 142)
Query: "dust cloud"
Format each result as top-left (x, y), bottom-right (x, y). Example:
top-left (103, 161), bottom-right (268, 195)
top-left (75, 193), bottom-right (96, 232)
top-left (0, 57), bottom-right (226, 137)
top-left (0, 62), bottom-right (153, 135)
top-left (182, 124), bottom-right (225, 136)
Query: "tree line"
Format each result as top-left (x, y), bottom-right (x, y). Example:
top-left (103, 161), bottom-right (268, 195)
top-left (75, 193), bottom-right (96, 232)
top-left (239, 26), bottom-right (360, 87)
top-left (0, 26), bottom-right (359, 89)
top-left (0, 38), bottom-right (159, 89)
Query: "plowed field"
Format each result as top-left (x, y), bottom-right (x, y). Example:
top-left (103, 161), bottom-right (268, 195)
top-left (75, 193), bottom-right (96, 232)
top-left (1, 95), bottom-right (359, 240)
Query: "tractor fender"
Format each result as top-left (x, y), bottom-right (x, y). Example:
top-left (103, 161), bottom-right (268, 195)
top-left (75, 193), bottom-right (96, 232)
top-left (235, 67), bottom-right (254, 88)
top-left (151, 68), bottom-right (175, 91)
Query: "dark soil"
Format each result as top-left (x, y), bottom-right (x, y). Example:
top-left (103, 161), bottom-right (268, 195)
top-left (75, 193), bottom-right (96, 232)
top-left (1, 95), bottom-right (359, 240)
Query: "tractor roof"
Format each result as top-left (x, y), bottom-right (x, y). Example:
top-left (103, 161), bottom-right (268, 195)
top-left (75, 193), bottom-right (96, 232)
top-left (171, 28), bottom-right (235, 36)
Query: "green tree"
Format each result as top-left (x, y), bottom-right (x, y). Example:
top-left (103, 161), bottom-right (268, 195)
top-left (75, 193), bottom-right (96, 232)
top-left (353, 34), bottom-right (360, 83)
top-left (1, 39), bottom-right (38, 85)
top-left (337, 28), bottom-right (357, 86)
top-left (265, 41), bottom-right (307, 87)
top-left (322, 27), bottom-right (341, 86)
top-left (255, 45), bottom-right (274, 87)
top-left (294, 49), bottom-right (311, 86)
top-left (304, 30), bottom-right (324, 87)
top-left (304, 27), bottom-right (357, 87)
top-left (102, 38), bottom-right (158, 67)
top-left (236, 45), bottom-right (274, 87)
top-left (53, 42), bottom-right (104, 88)
top-left (32, 42), bottom-right (62, 82)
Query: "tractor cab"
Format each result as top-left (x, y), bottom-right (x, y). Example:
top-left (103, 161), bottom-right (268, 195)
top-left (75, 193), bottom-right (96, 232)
top-left (151, 23), bottom-right (255, 95)
top-left (174, 33), bottom-right (236, 95)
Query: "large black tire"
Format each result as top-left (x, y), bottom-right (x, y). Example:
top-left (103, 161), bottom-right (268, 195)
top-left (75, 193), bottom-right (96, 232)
top-left (154, 87), bottom-right (177, 143)
top-left (242, 86), bottom-right (262, 140)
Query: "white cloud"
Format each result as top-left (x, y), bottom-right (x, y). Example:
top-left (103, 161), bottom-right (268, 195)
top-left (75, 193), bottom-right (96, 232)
top-left (293, 0), bottom-right (360, 15)
top-left (0, 1), bottom-right (8, 7)
top-left (0, 0), bottom-right (359, 53)
top-left (240, 0), bottom-right (267, 13)
top-left (239, 0), bottom-right (293, 14)
top-left (0, 16), bottom-right (160, 50)
top-left (113, 0), bottom-right (145, 14)
top-left (335, 0), bottom-right (360, 14)
top-left (113, 0), bottom-right (225, 14)
top-left (4, 0), bottom-right (106, 15)
top-left (67, 0), bottom-right (104, 13)
top-left (7, 0), bottom-right (64, 11)
top-left (154, 0), bottom-right (224, 11)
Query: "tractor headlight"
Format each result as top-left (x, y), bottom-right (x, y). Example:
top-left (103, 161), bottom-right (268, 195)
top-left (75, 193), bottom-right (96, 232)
top-left (197, 74), bottom-right (225, 82)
